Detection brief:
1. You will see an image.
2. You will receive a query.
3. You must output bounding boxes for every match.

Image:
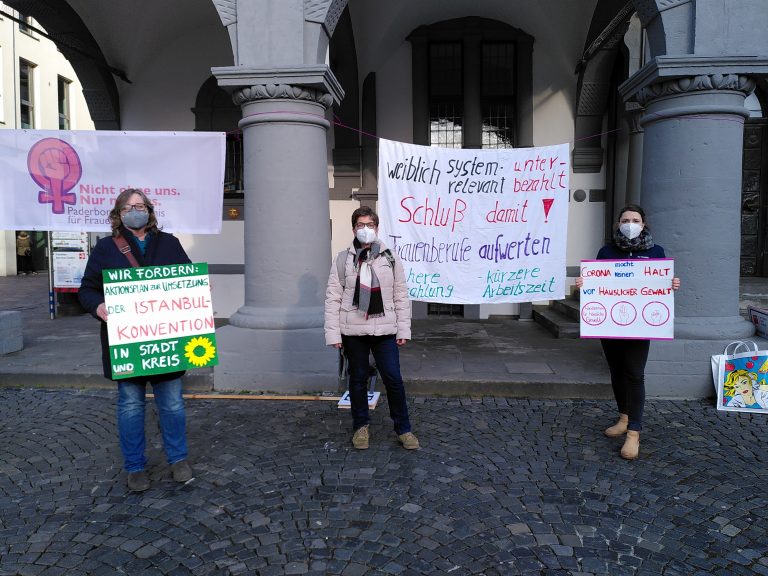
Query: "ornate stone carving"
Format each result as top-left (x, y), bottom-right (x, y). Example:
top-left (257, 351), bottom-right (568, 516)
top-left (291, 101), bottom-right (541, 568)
top-left (305, 0), bottom-right (345, 35)
top-left (636, 73), bottom-right (756, 105)
top-left (212, 0), bottom-right (236, 27)
top-left (577, 82), bottom-right (611, 115)
top-left (233, 83), bottom-right (334, 108)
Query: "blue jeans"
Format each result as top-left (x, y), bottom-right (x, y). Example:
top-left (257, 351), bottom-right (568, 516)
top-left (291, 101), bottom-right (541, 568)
top-left (117, 377), bottom-right (188, 472)
top-left (601, 339), bottom-right (649, 431)
top-left (342, 334), bottom-right (412, 435)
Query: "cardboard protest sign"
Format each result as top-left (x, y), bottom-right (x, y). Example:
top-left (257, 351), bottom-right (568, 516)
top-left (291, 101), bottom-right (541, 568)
top-left (103, 262), bottom-right (218, 379)
top-left (579, 258), bottom-right (674, 339)
top-left (378, 139), bottom-right (569, 304)
top-left (748, 306), bottom-right (768, 338)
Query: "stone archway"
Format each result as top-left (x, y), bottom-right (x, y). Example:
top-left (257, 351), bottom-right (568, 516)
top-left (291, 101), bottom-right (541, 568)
top-left (573, 0), bottom-right (635, 174)
top-left (2, 0), bottom-right (120, 128)
top-left (631, 0), bottom-right (693, 59)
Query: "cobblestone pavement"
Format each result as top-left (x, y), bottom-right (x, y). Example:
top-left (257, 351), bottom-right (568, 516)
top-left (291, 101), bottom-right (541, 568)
top-left (1, 389), bottom-right (767, 576)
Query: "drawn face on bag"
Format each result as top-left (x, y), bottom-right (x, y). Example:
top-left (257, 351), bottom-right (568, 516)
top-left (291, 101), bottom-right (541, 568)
top-left (735, 374), bottom-right (754, 397)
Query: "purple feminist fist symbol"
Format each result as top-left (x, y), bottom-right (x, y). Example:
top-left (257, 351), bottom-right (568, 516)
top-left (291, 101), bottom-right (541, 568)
top-left (27, 138), bottom-right (82, 214)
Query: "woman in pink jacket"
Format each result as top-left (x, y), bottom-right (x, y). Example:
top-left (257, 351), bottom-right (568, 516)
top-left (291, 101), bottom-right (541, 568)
top-left (324, 206), bottom-right (419, 450)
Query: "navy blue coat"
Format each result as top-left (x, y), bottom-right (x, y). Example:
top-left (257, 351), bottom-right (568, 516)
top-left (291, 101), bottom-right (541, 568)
top-left (78, 228), bottom-right (192, 381)
top-left (596, 243), bottom-right (666, 260)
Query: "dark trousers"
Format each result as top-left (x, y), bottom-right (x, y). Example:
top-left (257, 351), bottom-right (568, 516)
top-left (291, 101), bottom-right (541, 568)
top-left (17, 254), bottom-right (33, 274)
top-left (342, 334), bottom-right (412, 435)
top-left (600, 339), bottom-right (650, 431)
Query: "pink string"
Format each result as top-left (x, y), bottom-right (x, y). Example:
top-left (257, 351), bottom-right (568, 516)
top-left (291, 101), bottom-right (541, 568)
top-left (225, 109), bottom-right (749, 145)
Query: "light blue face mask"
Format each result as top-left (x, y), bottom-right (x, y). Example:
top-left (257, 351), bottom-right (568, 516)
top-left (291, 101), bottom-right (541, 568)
top-left (122, 209), bottom-right (149, 230)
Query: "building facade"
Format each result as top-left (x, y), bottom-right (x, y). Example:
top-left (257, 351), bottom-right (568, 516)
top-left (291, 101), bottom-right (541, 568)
top-left (0, 3), bottom-right (94, 274)
top-left (2, 0), bottom-right (768, 397)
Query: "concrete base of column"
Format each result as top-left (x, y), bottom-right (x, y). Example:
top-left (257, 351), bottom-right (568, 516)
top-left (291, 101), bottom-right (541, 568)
top-left (214, 325), bottom-right (337, 393)
top-left (675, 316), bottom-right (754, 340)
top-left (646, 334), bottom-right (768, 398)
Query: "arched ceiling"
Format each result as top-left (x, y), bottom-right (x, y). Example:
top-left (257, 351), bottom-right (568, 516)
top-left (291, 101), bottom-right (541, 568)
top-left (3, 0), bottom-right (232, 129)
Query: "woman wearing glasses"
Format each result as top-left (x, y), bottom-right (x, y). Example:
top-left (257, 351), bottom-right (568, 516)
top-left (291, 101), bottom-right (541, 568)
top-left (325, 206), bottom-right (419, 451)
top-left (79, 188), bottom-right (193, 492)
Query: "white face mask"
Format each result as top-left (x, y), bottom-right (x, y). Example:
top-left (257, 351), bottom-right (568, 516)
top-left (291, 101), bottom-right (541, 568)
top-left (619, 222), bottom-right (643, 240)
top-left (355, 227), bottom-right (377, 244)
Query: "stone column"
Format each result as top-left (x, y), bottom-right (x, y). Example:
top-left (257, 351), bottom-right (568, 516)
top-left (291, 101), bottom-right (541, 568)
top-left (637, 73), bottom-right (755, 341)
top-left (627, 72), bottom-right (755, 397)
top-left (212, 67), bottom-right (344, 392)
top-left (624, 102), bottom-right (644, 206)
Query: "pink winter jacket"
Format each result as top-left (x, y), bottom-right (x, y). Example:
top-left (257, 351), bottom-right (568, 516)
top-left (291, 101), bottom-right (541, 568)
top-left (324, 242), bottom-right (411, 345)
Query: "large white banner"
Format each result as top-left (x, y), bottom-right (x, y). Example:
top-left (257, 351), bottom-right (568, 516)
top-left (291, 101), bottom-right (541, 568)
top-left (378, 139), bottom-right (569, 304)
top-left (0, 130), bottom-right (225, 234)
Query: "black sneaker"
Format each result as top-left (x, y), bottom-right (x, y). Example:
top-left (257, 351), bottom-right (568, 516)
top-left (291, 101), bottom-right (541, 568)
top-left (171, 460), bottom-right (193, 482)
top-left (127, 471), bottom-right (150, 492)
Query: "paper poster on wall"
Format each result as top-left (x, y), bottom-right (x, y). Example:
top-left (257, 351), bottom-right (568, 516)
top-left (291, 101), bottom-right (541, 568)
top-left (377, 139), bottom-right (570, 304)
top-left (103, 262), bottom-right (218, 379)
top-left (51, 231), bottom-right (89, 289)
top-left (579, 258), bottom-right (675, 340)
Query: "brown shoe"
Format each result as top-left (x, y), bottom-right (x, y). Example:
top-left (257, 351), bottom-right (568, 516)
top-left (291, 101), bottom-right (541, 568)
top-left (171, 460), bottom-right (193, 482)
top-left (397, 432), bottom-right (420, 450)
top-left (604, 413), bottom-right (629, 437)
top-left (621, 430), bottom-right (640, 460)
top-left (352, 425), bottom-right (369, 449)
top-left (127, 470), bottom-right (150, 492)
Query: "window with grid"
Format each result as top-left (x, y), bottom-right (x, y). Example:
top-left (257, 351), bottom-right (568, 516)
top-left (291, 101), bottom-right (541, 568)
top-left (58, 76), bottom-right (71, 130)
top-left (18, 14), bottom-right (33, 35)
top-left (482, 43), bottom-right (515, 149)
top-left (19, 59), bottom-right (34, 129)
top-left (429, 42), bottom-right (463, 149)
top-left (224, 132), bottom-right (244, 192)
top-left (428, 42), bottom-right (464, 316)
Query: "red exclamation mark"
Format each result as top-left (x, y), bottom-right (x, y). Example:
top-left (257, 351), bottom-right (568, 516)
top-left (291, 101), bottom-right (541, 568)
top-left (542, 198), bottom-right (554, 222)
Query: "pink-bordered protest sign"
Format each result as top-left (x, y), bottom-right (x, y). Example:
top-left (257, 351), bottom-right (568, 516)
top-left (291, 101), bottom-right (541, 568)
top-left (579, 258), bottom-right (675, 340)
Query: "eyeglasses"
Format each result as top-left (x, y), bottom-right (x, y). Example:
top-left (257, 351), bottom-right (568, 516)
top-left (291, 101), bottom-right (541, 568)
top-left (121, 203), bottom-right (147, 214)
top-left (355, 222), bottom-right (376, 230)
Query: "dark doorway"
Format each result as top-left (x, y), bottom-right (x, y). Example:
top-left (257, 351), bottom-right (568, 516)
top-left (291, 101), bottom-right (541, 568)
top-left (741, 118), bottom-right (768, 276)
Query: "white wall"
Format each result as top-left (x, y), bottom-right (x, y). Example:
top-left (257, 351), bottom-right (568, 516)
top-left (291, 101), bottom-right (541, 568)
top-left (347, 0), bottom-right (607, 316)
top-left (0, 8), bottom-right (95, 276)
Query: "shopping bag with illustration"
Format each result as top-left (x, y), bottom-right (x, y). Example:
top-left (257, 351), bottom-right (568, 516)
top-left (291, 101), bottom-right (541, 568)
top-left (712, 340), bottom-right (768, 413)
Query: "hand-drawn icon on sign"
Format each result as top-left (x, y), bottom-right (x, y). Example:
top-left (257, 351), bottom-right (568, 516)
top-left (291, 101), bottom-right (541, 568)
top-left (642, 301), bottom-right (670, 326)
top-left (611, 301), bottom-right (637, 326)
top-left (27, 138), bottom-right (83, 214)
top-left (581, 301), bottom-right (607, 326)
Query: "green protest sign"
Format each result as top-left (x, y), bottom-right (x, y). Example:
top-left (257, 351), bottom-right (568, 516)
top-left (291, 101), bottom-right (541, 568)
top-left (102, 262), bottom-right (218, 379)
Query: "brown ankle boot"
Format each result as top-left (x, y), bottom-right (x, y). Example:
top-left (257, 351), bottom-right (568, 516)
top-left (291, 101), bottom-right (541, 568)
top-left (604, 413), bottom-right (629, 437)
top-left (621, 430), bottom-right (640, 460)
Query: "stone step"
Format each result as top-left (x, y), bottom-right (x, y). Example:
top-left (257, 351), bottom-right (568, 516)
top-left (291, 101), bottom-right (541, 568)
top-left (532, 305), bottom-right (580, 339)
top-left (551, 297), bottom-right (581, 321)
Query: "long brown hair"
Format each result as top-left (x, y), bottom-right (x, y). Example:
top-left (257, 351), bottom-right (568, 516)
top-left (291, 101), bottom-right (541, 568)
top-left (109, 188), bottom-right (160, 237)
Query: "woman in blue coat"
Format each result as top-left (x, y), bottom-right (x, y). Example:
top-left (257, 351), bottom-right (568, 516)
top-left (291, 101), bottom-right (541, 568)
top-left (79, 188), bottom-right (193, 491)
top-left (576, 205), bottom-right (680, 460)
